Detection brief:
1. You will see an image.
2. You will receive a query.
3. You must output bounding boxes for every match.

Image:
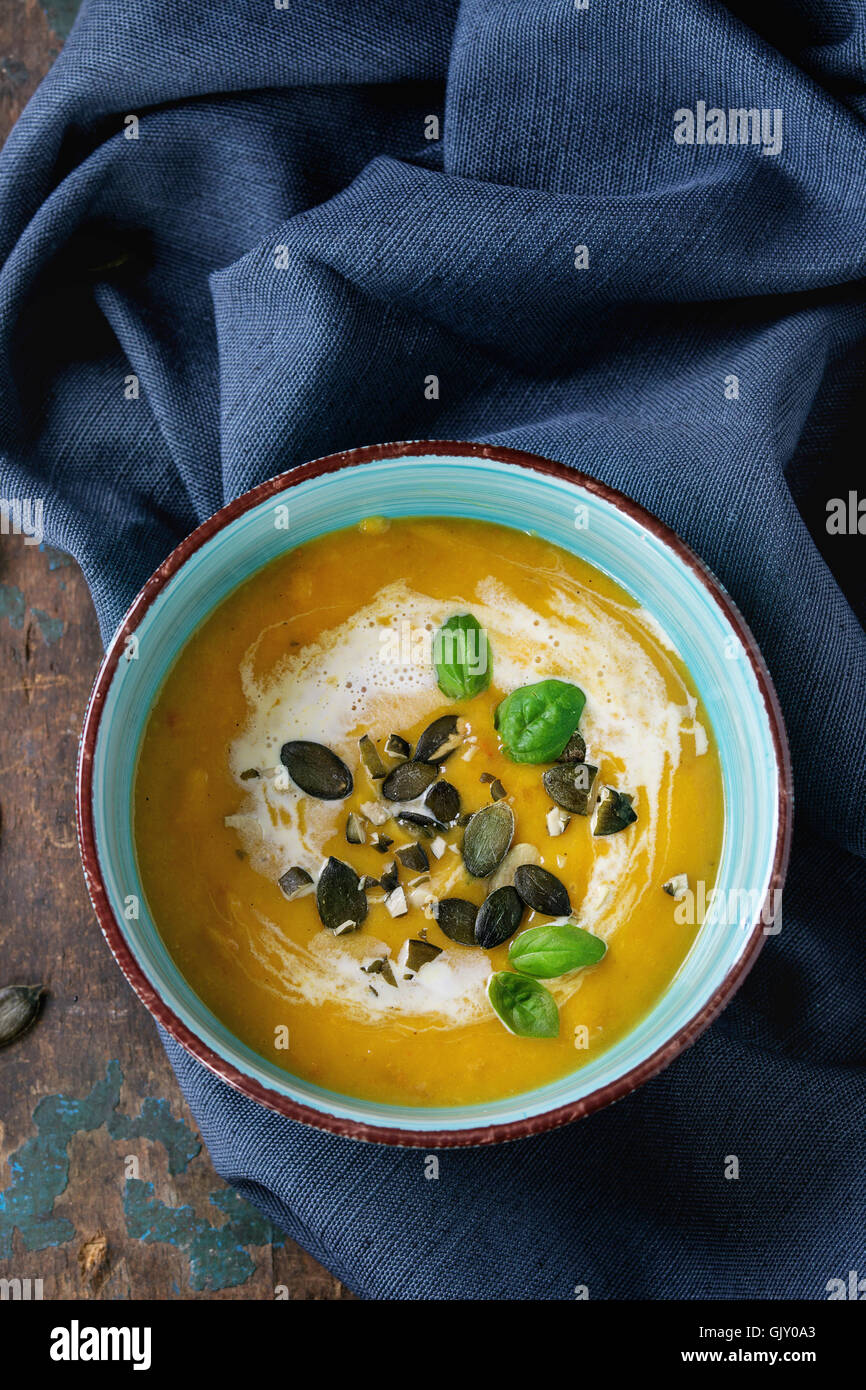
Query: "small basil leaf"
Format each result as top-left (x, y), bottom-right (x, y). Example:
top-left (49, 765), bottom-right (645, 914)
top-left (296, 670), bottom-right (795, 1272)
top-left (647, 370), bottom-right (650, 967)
top-left (487, 972), bottom-right (559, 1038)
top-left (508, 920), bottom-right (607, 978)
top-left (434, 614), bottom-right (491, 700)
top-left (494, 679), bottom-right (585, 764)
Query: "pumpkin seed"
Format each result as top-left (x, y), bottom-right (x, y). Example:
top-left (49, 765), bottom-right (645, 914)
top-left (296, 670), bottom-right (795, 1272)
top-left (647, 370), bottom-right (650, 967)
top-left (0, 984), bottom-right (44, 1047)
top-left (280, 741), bottom-right (353, 800)
top-left (239, 768), bottom-right (260, 781)
top-left (542, 761), bottom-right (599, 815)
top-left (489, 778), bottom-right (507, 801)
top-left (556, 731), bottom-right (586, 764)
top-left (358, 734), bottom-right (388, 780)
top-left (546, 805), bottom-right (570, 837)
top-left (396, 811), bottom-right (446, 837)
top-left (594, 787), bottom-right (638, 836)
top-left (372, 832), bottom-right (393, 853)
top-left (434, 898), bottom-right (478, 945)
top-left (385, 733), bottom-right (411, 759)
top-left (359, 874), bottom-right (381, 891)
top-left (380, 860), bottom-right (400, 892)
top-left (663, 872), bottom-right (689, 899)
top-left (385, 886), bottom-right (409, 917)
top-left (404, 939), bottom-right (442, 972)
top-left (395, 841), bottom-right (429, 873)
top-left (382, 759), bottom-right (438, 801)
top-left (415, 714), bottom-right (464, 764)
top-left (462, 801), bottom-right (514, 877)
top-left (379, 959), bottom-right (398, 987)
top-left (277, 866), bottom-right (314, 900)
top-left (513, 864), bottom-right (571, 916)
top-left (345, 811), bottom-right (366, 845)
top-left (475, 885), bottom-right (524, 949)
top-left (425, 780), bottom-right (460, 824)
top-left (488, 842), bottom-right (541, 893)
top-left (316, 857), bottom-right (368, 932)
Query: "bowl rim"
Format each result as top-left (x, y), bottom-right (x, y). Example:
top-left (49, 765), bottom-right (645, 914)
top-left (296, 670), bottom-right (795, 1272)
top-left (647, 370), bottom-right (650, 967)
top-left (76, 439), bottom-right (793, 1148)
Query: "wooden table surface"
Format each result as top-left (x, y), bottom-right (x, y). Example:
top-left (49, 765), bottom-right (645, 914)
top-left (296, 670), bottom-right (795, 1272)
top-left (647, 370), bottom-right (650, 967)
top-left (0, 0), bottom-right (350, 1301)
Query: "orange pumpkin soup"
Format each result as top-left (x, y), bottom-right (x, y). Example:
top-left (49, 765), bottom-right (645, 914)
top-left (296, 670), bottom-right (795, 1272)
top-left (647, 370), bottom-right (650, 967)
top-left (134, 517), bottom-right (723, 1107)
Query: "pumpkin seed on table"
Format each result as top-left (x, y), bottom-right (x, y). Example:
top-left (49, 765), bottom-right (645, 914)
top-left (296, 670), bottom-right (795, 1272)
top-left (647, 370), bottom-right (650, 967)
top-left (542, 761), bottom-right (599, 815)
top-left (475, 885), bottom-right (524, 948)
top-left (316, 857), bottom-right (368, 932)
top-left (358, 734), bottom-right (388, 780)
top-left (414, 714), bottom-right (464, 764)
top-left (280, 741), bottom-right (353, 800)
top-left (434, 898), bottom-right (478, 945)
top-left (278, 865), bottom-right (314, 900)
top-left (594, 787), bottom-right (638, 835)
top-left (487, 973), bottom-right (559, 1038)
top-left (425, 779), bottom-right (460, 824)
top-left (508, 920), bottom-right (606, 977)
top-left (513, 864), bottom-right (571, 916)
top-left (381, 759), bottom-right (438, 801)
top-left (0, 984), bottom-right (45, 1047)
top-left (462, 801), bottom-right (514, 877)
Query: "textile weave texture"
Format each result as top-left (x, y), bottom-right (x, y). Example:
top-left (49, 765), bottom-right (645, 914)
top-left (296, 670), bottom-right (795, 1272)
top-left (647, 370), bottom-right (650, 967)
top-left (0, 0), bottom-right (863, 1298)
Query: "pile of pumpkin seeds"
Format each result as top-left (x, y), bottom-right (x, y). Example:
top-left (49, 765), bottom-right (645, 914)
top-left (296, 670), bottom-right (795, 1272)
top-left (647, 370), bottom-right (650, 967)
top-left (264, 706), bottom-right (637, 967)
top-left (237, 617), bottom-right (647, 1034)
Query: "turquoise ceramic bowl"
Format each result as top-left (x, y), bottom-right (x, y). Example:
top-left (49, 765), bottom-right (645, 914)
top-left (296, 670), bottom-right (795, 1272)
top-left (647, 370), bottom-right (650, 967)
top-left (77, 442), bottom-right (791, 1146)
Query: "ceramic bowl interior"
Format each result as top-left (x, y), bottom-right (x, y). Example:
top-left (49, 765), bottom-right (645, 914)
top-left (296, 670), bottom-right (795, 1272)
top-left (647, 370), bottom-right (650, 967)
top-left (80, 446), bottom-right (789, 1143)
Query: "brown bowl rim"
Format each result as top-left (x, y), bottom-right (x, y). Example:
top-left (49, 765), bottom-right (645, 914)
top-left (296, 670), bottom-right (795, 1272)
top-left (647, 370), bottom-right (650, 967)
top-left (76, 439), bottom-right (793, 1148)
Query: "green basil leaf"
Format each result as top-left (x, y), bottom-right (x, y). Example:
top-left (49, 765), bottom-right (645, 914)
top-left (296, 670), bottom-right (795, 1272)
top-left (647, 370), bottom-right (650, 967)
top-left (508, 919), bottom-right (607, 978)
top-left (434, 614), bottom-right (491, 699)
top-left (494, 679), bottom-right (585, 763)
top-left (487, 971), bottom-right (559, 1038)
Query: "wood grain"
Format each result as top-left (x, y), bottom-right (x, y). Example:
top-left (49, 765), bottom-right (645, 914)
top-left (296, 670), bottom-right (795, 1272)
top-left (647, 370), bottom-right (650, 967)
top-left (0, 5), bottom-right (351, 1302)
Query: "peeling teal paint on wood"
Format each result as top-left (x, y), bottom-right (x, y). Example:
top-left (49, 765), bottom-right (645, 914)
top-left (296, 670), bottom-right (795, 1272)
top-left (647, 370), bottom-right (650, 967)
top-left (31, 607), bottom-right (65, 644)
top-left (0, 584), bottom-right (26, 631)
top-left (0, 1062), bottom-right (122, 1257)
top-left (124, 1181), bottom-right (280, 1292)
top-left (109, 1097), bottom-right (200, 1175)
top-left (0, 1062), bottom-right (277, 1290)
top-left (41, 2), bottom-right (82, 41)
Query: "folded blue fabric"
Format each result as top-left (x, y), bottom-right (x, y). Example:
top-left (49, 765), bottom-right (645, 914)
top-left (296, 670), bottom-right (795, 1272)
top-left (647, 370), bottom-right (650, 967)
top-left (1, 0), bottom-right (863, 1298)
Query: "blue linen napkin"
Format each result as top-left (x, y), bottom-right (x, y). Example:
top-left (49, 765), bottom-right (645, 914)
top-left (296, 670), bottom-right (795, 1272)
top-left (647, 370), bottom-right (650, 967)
top-left (1, 0), bottom-right (863, 1298)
